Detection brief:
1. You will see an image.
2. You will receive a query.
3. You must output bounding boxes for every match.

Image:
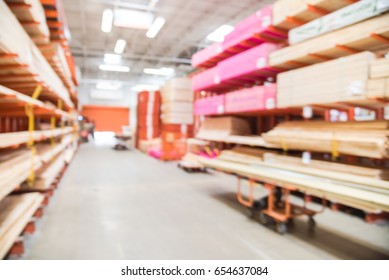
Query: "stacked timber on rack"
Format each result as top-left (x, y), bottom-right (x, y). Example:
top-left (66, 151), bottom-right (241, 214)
top-left (0, 193), bottom-right (44, 259)
top-left (0, 1), bottom-right (73, 108)
top-left (135, 91), bottom-right (161, 149)
top-left (269, 12), bottom-right (389, 70)
top-left (368, 58), bottom-right (389, 99)
top-left (277, 52), bottom-right (385, 108)
top-left (272, 0), bottom-right (355, 30)
top-left (262, 121), bottom-right (389, 158)
top-left (197, 156), bottom-right (389, 213)
top-left (196, 117), bottom-right (252, 141)
top-left (5, 0), bottom-right (50, 45)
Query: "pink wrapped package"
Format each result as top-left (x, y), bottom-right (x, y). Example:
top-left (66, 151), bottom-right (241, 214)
top-left (148, 147), bottom-right (163, 159)
top-left (194, 94), bottom-right (225, 116)
top-left (225, 84), bottom-right (276, 113)
top-left (223, 6), bottom-right (287, 52)
top-left (218, 43), bottom-right (281, 83)
top-left (191, 66), bottom-right (221, 92)
top-left (192, 43), bottom-right (225, 68)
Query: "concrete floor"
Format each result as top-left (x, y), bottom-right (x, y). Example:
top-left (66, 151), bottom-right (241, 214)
top-left (23, 141), bottom-right (389, 260)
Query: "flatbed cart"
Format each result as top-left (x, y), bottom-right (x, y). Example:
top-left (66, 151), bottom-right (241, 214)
top-left (236, 176), bottom-right (326, 235)
top-left (113, 133), bottom-right (132, 150)
top-left (178, 160), bottom-right (207, 173)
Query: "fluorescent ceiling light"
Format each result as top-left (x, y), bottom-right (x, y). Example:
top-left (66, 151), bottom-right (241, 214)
top-left (114, 9), bottom-right (154, 29)
top-left (99, 64), bottom-right (130, 72)
top-left (206, 24), bottom-right (234, 42)
top-left (146, 16), bottom-right (166, 38)
top-left (104, 53), bottom-right (122, 64)
top-left (132, 84), bottom-right (160, 91)
top-left (114, 39), bottom-right (127, 54)
top-left (96, 82), bottom-right (122, 90)
top-left (143, 67), bottom-right (174, 76)
top-left (101, 9), bottom-right (113, 33)
top-left (148, 0), bottom-right (159, 9)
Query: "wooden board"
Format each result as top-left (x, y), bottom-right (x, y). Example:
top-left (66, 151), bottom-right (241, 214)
top-left (262, 121), bottom-right (389, 158)
top-left (196, 117), bottom-right (252, 140)
top-left (272, 0), bottom-right (355, 30)
top-left (198, 157), bottom-right (389, 212)
top-left (370, 58), bottom-right (389, 79)
top-left (276, 52), bottom-right (384, 108)
top-left (269, 13), bottom-right (389, 70)
top-left (0, 193), bottom-right (44, 259)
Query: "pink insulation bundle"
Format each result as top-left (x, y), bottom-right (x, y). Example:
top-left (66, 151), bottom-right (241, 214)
top-left (194, 94), bottom-right (225, 116)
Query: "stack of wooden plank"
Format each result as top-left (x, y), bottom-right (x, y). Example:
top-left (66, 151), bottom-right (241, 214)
top-left (5, 0), bottom-right (50, 45)
top-left (289, 0), bottom-right (389, 45)
top-left (197, 157), bottom-right (389, 212)
top-left (196, 117), bottom-right (252, 141)
top-left (0, 1), bottom-right (73, 108)
top-left (135, 91), bottom-right (161, 148)
top-left (277, 52), bottom-right (379, 108)
top-left (0, 193), bottom-right (44, 259)
top-left (269, 13), bottom-right (389, 70)
top-left (262, 120), bottom-right (389, 158)
top-left (272, 0), bottom-right (354, 30)
top-left (160, 78), bottom-right (194, 125)
top-left (0, 127), bottom-right (74, 149)
top-left (368, 58), bottom-right (389, 99)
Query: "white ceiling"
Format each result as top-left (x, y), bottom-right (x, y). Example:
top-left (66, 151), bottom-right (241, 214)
top-left (63, 0), bottom-right (273, 91)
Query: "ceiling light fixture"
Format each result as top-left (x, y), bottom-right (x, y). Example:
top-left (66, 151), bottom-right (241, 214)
top-left (114, 9), bottom-right (154, 29)
top-left (146, 16), bottom-right (166, 38)
top-left (148, 0), bottom-right (159, 9)
top-left (131, 84), bottom-right (160, 91)
top-left (101, 9), bottom-right (113, 33)
top-left (99, 64), bottom-right (130, 72)
top-left (114, 39), bottom-right (127, 54)
top-left (206, 24), bottom-right (234, 42)
top-left (104, 53), bottom-right (122, 64)
top-left (96, 82), bottom-right (123, 90)
top-left (143, 67), bottom-right (174, 76)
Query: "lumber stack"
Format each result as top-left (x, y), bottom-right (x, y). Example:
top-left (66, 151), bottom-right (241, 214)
top-left (0, 193), bottom-right (44, 259)
top-left (135, 91), bottom-right (161, 149)
top-left (196, 117), bottom-right (252, 141)
top-left (368, 58), bottom-right (389, 99)
top-left (160, 77), bottom-right (194, 125)
top-left (276, 52), bottom-right (381, 108)
top-left (272, 0), bottom-right (354, 30)
top-left (0, 127), bottom-right (74, 149)
top-left (0, 1), bottom-right (73, 108)
top-left (262, 121), bottom-right (389, 158)
top-left (289, 0), bottom-right (389, 45)
top-left (5, 0), bottom-right (50, 45)
top-left (269, 13), bottom-right (389, 70)
top-left (197, 157), bottom-right (389, 213)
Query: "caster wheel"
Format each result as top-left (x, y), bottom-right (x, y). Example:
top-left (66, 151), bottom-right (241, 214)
top-left (276, 222), bottom-right (287, 235)
top-left (259, 212), bottom-right (268, 225)
top-left (245, 207), bottom-right (255, 219)
top-left (308, 216), bottom-right (316, 230)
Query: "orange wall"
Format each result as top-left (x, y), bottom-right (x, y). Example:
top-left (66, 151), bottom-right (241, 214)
top-left (81, 105), bottom-right (129, 132)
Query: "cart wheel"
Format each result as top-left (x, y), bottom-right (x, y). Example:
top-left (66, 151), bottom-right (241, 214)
top-left (276, 222), bottom-right (287, 235)
top-left (245, 207), bottom-right (255, 219)
top-left (308, 216), bottom-right (316, 230)
top-left (259, 212), bottom-right (268, 225)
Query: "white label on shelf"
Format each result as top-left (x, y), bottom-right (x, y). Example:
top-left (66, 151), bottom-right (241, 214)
top-left (214, 75), bottom-right (220, 84)
top-left (217, 45), bottom-right (223, 54)
top-left (303, 106), bottom-right (313, 119)
top-left (302, 152), bottom-right (311, 164)
top-left (262, 15), bottom-right (271, 27)
top-left (347, 80), bottom-right (364, 96)
top-left (217, 105), bottom-right (225, 114)
top-left (181, 124), bottom-right (187, 134)
top-left (256, 57), bottom-right (266, 69)
top-left (265, 98), bottom-right (275, 109)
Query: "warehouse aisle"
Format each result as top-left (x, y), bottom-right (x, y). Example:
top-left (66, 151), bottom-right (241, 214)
top-left (23, 143), bottom-right (389, 260)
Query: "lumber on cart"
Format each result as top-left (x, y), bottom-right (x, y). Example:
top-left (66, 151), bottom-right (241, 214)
top-left (0, 135), bottom-right (74, 201)
top-left (272, 0), bottom-right (355, 30)
top-left (0, 127), bottom-right (74, 149)
top-left (263, 153), bottom-right (389, 181)
top-left (0, 1), bottom-right (73, 108)
top-left (5, 0), bottom-right (50, 44)
top-left (262, 121), bottom-right (389, 158)
top-left (289, 0), bottom-right (389, 45)
top-left (0, 193), bottom-right (44, 259)
top-left (269, 13), bottom-right (389, 70)
top-left (277, 52), bottom-right (389, 108)
top-left (197, 157), bottom-right (389, 213)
